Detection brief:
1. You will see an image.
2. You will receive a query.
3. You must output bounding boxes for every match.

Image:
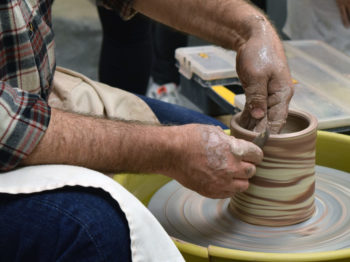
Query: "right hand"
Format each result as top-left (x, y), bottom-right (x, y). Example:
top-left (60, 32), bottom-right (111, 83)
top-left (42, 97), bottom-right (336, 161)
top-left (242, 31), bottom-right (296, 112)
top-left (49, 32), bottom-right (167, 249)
top-left (236, 25), bottom-right (294, 134)
top-left (167, 124), bottom-right (263, 199)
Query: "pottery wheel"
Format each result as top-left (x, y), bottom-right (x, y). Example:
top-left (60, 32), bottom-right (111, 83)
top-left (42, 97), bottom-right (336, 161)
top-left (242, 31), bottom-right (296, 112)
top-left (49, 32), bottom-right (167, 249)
top-left (148, 166), bottom-right (350, 253)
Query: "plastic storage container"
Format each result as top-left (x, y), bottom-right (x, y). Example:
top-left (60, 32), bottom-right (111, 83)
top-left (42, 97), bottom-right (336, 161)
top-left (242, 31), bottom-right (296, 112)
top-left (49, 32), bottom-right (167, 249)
top-left (177, 41), bottom-right (350, 131)
top-left (175, 45), bottom-right (242, 116)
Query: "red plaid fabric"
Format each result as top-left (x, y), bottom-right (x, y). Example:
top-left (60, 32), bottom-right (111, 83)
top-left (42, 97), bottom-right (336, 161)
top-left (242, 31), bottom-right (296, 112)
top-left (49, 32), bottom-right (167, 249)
top-left (0, 0), bottom-right (131, 171)
top-left (0, 0), bottom-right (55, 171)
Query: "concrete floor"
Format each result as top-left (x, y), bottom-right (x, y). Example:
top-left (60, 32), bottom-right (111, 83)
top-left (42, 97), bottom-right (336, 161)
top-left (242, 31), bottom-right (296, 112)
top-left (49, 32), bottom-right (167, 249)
top-left (52, 0), bottom-right (102, 80)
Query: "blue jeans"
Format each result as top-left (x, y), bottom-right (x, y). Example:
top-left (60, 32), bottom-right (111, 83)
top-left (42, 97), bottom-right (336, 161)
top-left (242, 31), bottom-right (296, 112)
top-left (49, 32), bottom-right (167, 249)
top-left (137, 95), bottom-right (228, 128)
top-left (0, 187), bottom-right (131, 262)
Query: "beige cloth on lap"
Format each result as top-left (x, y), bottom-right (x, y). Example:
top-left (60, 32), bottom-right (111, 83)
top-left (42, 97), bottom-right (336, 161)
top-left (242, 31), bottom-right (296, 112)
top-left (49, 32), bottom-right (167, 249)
top-left (0, 67), bottom-right (184, 262)
top-left (49, 66), bottom-right (159, 124)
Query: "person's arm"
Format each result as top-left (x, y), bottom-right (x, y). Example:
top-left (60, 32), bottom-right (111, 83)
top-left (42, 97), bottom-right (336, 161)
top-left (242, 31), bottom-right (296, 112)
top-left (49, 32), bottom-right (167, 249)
top-left (21, 108), bottom-right (263, 199)
top-left (133, 0), bottom-right (294, 133)
top-left (0, 84), bottom-right (50, 172)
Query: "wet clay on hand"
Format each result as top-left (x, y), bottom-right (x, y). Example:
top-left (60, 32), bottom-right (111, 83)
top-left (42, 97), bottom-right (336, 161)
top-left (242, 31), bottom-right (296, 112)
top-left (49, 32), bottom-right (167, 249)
top-left (172, 125), bottom-right (263, 199)
top-left (229, 110), bottom-right (318, 226)
top-left (236, 17), bottom-right (294, 134)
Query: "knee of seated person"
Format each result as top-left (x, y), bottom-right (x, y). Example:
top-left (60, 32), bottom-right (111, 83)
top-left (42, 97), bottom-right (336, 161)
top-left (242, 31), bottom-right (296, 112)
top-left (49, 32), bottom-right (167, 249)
top-left (0, 187), bottom-right (131, 262)
top-left (54, 187), bottom-right (132, 261)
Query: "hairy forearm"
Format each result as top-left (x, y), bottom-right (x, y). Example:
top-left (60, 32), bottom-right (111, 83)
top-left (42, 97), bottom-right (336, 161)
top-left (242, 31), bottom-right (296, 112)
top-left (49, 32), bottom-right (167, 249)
top-left (21, 108), bottom-right (182, 174)
top-left (133, 0), bottom-right (273, 50)
top-left (21, 109), bottom-right (264, 198)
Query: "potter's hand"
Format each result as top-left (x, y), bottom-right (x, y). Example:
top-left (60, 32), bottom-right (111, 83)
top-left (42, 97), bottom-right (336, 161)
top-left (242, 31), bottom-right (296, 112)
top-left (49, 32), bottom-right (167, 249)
top-left (336, 0), bottom-right (350, 28)
top-left (236, 25), bottom-right (294, 134)
top-left (168, 124), bottom-right (263, 199)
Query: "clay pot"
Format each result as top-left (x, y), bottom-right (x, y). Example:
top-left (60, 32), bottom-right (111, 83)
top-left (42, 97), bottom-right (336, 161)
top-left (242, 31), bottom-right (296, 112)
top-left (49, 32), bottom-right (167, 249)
top-left (229, 110), bottom-right (318, 226)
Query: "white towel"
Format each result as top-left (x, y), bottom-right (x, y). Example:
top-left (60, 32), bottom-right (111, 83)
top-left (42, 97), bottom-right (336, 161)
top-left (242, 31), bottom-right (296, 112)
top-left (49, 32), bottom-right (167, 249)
top-left (0, 165), bottom-right (184, 262)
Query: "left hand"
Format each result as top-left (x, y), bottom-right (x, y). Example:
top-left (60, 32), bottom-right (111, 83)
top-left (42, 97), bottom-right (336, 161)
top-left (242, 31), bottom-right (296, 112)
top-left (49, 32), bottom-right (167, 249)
top-left (236, 26), bottom-right (294, 134)
top-left (164, 124), bottom-right (263, 199)
top-left (336, 0), bottom-right (350, 28)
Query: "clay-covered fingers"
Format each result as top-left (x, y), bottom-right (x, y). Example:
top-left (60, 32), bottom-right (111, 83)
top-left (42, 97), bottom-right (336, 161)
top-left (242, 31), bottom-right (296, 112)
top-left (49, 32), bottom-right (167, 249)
top-left (227, 161), bottom-right (257, 180)
top-left (230, 138), bottom-right (263, 164)
top-left (240, 82), bottom-right (268, 131)
top-left (173, 124), bottom-right (263, 199)
top-left (266, 81), bottom-right (294, 134)
top-left (336, 0), bottom-right (350, 28)
top-left (253, 115), bottom-right (268, 133)
top-left (224, 178), bottom-right (250, 196)
top-left (211, 175), bottom-right (252, 199)
top-left (240, 105), bottom-right (259, 131)
top-left (224, 138), bottom-right (263, 193)
top-left (244, 83), bottom-right (267, 120)
top-left (236, 26), bottom-right (294, 133)
top-left (242, 80), bottom-right (293, 134)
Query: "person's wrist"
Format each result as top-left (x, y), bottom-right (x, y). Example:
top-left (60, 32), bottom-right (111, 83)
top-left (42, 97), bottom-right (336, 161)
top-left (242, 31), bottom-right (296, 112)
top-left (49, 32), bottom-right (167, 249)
top-left (233, 16), bottom-right (277, 52)
top-left (152, 125), bottom-right (187, 177)
top-left (238, 14), bottom-right (270, 39)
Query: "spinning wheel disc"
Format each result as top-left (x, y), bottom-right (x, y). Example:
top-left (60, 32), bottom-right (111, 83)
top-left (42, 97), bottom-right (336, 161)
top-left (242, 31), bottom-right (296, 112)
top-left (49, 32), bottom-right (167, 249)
top-left (148, 166), bottom-right (350, 253)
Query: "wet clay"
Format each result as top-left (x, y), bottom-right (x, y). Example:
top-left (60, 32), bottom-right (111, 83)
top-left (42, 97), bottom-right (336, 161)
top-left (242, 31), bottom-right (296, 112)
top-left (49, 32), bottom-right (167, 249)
top-left (229, 110), bottom-right (318, 226)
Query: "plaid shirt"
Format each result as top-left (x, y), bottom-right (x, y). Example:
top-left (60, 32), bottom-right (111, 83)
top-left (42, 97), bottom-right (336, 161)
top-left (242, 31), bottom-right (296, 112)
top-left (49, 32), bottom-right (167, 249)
top-left (0, 0), bottom-right (133, 171)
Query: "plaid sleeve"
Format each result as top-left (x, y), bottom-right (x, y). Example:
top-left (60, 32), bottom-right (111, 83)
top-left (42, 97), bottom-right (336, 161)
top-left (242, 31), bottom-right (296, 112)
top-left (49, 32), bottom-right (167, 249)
top-left (0, 82), bottom-right (51, 171)
top-left (97, 0), bottom-right (136, 20)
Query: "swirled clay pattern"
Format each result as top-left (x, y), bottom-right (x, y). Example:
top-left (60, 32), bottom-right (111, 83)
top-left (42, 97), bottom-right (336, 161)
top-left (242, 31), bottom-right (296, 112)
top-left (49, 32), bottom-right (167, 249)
top-left (230, 111), bottom-right (317, 226)
top-left (148, 166), bottom-right (350, 253)
top-left (230, 134), bottom-right (316, 226)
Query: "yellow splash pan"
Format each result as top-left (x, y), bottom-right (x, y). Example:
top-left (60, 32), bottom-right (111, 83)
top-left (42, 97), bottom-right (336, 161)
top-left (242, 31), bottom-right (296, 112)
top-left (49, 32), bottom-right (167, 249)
top-left (113, 130), bottom-right (350, 262)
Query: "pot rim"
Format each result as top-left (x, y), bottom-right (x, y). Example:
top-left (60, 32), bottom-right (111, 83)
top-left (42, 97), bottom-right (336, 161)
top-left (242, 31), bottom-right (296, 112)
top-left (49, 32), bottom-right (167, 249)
top-left (230, 109), bottom-right (318, 140)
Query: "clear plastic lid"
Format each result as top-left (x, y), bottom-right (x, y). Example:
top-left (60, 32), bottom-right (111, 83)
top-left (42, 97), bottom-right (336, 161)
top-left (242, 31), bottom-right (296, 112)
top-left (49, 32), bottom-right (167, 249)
top-left (287, 40), bottom-right (350, 80)
top-left (175, 45), bottom-right (238, 87)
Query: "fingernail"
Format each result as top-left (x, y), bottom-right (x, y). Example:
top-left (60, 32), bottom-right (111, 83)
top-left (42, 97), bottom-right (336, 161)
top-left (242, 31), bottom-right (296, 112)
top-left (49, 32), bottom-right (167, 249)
top-left (251, 108), bottom-right (265, 119)
top-left (245, 166), bottom-right (254, 177)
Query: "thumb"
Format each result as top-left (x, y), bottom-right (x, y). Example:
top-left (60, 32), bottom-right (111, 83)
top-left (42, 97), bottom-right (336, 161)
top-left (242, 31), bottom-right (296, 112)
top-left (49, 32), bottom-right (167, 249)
top-left (244, 82), bottom-right (268, 120)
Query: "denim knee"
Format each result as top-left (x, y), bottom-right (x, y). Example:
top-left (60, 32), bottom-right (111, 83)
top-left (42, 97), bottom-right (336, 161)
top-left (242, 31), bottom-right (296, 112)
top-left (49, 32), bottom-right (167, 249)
top-left (0, 186), bottom-right (131, 262)
top-left (137, 94), bottom-right (228, 128)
